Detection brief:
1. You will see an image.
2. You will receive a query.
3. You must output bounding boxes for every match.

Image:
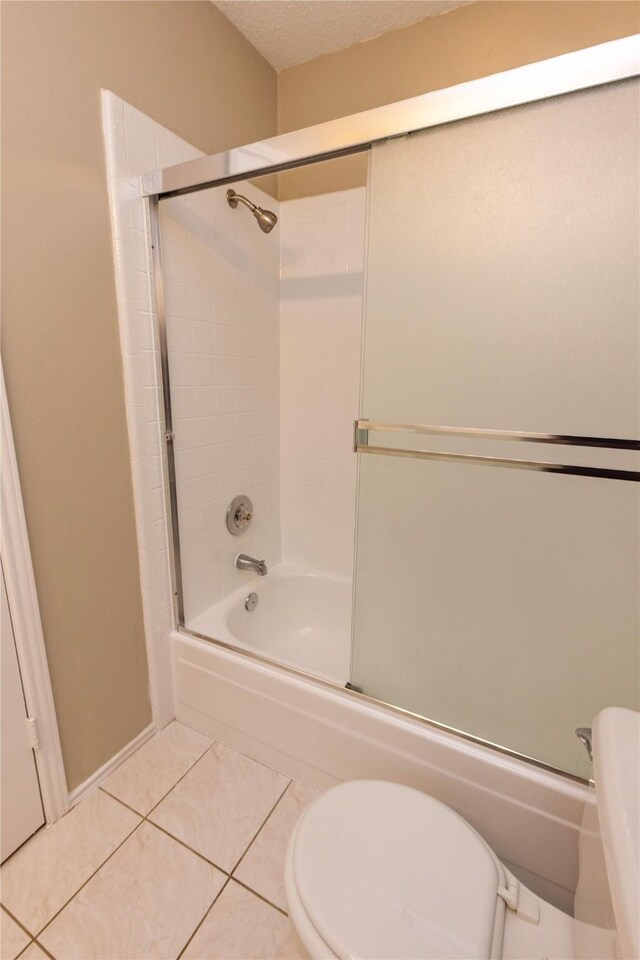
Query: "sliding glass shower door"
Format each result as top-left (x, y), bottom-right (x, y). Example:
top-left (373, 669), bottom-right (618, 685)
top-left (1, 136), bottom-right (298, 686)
top-left (351, 77), bottom-right (640, 779)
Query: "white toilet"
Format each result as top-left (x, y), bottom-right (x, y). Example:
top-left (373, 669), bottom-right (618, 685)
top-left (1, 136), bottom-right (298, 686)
top-left (285, 708), bottom-right (639, 960)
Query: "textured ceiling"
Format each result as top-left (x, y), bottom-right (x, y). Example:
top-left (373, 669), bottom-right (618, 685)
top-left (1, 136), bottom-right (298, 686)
top-left (213, 1), bottom-right (473, 71)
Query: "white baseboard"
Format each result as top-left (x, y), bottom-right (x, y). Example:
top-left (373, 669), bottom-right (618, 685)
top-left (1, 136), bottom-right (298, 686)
top-left (68, 723), bottom-right (156, 807)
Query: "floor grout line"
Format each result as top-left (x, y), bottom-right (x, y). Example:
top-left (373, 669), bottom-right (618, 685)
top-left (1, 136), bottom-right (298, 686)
top-left (230, 779), bottom-right (292, 877)
top-left (31, 939), bottom-right (55, 959)
top-left (1, 904), bottom-right (35, 941)
top-left (1, 724), bottom-right (213, 945)
top-left (103, 756), bottom-right (297, 918)
top-left (144, 819), bottom-right (231, 876)
top-left (144, 738), bottom-right (218, 819)
top-left (176, 876), bottom-right (231, 960)
top-left (6, 726), bottom-right (309, 957)
top-left (106, 732), bottom-right (295, 877)
top-left (104, 778), bottom-right (295, 918)
top-left (231, 877), bottom-right (289, 918)
top-left (197, 735), bottom-right (302, 782)
top-left (35, 818), bottom-right (143, 947)
top-left (100, 786), bottom-right (232, 875)
top-left (98, 786), bottom-right (144, 818)
top-left (101, 725), bottom-right (217, 821)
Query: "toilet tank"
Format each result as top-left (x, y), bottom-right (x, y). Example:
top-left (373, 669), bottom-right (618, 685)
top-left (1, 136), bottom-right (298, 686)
top-left (575, 708), bottom-right (640, 960)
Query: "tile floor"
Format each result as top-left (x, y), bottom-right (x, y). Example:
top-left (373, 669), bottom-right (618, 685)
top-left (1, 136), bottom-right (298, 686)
top-left (0, 723), bottom-right (317, 960)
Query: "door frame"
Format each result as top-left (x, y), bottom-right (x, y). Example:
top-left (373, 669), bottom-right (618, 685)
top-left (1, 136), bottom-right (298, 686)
top-left (1, 363), bottom-right (69, 823)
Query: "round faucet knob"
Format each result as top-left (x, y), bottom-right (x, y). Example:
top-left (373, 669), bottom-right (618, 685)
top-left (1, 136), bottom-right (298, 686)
top-left (226, 495), bottom-right (254, 535)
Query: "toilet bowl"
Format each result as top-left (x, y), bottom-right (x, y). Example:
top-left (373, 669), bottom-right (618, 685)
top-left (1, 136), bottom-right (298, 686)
top-left (284, 708), bottom-right (639, 960)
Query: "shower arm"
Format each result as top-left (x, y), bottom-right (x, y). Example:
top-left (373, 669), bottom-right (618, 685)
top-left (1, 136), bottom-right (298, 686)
top-left (227, 190), bottom-right (257, 213)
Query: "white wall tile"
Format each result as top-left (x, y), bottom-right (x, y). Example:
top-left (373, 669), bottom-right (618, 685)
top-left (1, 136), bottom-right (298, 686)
top-left (102, 89), bottom-right (203, 726)
top-left (279, 188), bottom-right (365, 578)
top-left (160, 178), bottom-right (281, 623)
top-left (104, 91), bottom-right (364, 705)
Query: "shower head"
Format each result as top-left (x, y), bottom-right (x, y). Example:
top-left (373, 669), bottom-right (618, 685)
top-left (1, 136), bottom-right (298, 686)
top-left (226, 189), bottom-right (278, 234)
top-left (254, 207), bottom-right (278, 234)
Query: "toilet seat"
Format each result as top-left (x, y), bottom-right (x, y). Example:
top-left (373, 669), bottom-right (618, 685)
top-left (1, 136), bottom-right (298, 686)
top-left (285, 780), bottom-right (509, 960)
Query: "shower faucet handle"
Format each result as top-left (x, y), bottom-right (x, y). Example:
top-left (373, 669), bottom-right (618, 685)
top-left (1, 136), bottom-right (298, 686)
top-left (226, 495), bottom-right (254, 536)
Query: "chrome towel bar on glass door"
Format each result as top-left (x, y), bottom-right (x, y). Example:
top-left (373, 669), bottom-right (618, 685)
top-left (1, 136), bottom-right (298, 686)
top-left (353, 421), bottom-right (640, 482)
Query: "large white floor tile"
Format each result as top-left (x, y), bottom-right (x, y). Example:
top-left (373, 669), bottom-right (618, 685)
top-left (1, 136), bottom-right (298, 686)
top-left (0, 910), bottom-right (30, 960)
top-left (149, 742), bottom-right (289, 871)
top-left (39, 822), bottom-right (225, 960)
top-left (234, 781), bottom-right (318, 911)
top-left (182, 881), bottom-right (307, 960)
top-left (101, 722), bottom-right (212, 815)
top-left (0, 790), bottom-right (140, 934)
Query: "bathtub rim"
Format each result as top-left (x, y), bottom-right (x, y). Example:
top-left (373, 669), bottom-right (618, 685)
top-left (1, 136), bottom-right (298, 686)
top-left (176, 621), bottom-right (590, 786)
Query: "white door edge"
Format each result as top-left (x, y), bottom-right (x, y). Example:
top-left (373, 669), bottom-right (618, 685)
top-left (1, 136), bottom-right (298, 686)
top-left (1, 362), bottom-right (69, 822)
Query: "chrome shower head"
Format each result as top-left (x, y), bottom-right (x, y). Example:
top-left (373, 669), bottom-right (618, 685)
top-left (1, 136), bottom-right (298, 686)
top-left (254, 207), bottom-right (278, 234)
top-left (226, 189), bottom-right (278, 234)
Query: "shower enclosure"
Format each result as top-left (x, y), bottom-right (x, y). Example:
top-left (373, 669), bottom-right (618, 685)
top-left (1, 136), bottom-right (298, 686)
top-left (146, 37), bottom-right (640, 782)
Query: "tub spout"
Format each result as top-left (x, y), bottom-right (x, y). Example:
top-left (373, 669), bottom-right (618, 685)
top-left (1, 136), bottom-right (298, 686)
top-left (236, 553), bottom-right (268, 576)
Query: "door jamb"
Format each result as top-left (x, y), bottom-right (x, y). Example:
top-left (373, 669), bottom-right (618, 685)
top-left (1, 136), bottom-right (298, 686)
top-left (1, 363), bottom-right (69, 823)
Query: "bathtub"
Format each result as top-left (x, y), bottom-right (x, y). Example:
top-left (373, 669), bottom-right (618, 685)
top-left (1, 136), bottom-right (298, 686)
top-left (171, 622), bottom-right (591, 916)
top-left (174, 570), bottom-right (591, 918)
top-left (186, 563), bottom-right (352, 685)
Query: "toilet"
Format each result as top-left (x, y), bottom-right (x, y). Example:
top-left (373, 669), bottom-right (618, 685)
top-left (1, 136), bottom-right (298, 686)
top-left (285, 708), bottom-right (639, 960)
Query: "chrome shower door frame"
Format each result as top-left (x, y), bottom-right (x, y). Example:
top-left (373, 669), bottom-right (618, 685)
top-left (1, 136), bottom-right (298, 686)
top-left (143, 36), bottom-right (639, 200)
top-left (144, 35), bottom-right (640, 784)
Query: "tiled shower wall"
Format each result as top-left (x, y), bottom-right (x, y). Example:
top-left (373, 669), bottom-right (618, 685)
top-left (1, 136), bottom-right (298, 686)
top-left (279, 189), bottom-right (366, 578)
top-left (102, 90), bottom-right (203, 726)
top-left (160, 186), bottom-right (281, 622)
top-left (163, 186), bottom-right (364, 615)
top-left (103, 92), bottom-right (365, 726)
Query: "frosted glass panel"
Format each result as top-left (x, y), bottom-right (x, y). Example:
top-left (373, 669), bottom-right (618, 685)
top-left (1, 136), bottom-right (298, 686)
top-left (352, 79), bottom-right (640, 778)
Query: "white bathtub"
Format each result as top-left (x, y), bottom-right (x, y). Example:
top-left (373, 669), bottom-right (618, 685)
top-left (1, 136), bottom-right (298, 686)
top-left (175, 564), bottom-right (592, 917)
top-left (171, 627), bottom-right (591, 916)
top-left (186, 563), bottom-right (352, 685)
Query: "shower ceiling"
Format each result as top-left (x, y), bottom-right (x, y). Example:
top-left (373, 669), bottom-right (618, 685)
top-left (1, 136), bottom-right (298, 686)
top-left (212, 0), bottom-right (474, 70)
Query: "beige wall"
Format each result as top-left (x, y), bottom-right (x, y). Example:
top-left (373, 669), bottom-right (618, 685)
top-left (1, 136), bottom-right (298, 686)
top-left (2, 0), bottom-right (638, 792)
top-left (278, 0), bottom-right (640, 198)
top-left (1, 0), bottom-right (277, 790)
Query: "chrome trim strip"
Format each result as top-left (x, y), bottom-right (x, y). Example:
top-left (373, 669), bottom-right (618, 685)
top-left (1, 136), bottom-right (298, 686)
top-left (177, 624), bottom-right (589, 785)
top-left (358, 420), bottom-right (640, 451)
top-left (148, 198), bottom-right (185, 625)
top-left (142, 35), bottom-right (640, 198)
top-left (357, 445), bottom-right (640, 482)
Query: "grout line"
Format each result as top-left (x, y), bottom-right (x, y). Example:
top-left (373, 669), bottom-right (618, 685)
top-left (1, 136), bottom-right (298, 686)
top-left (144, 820), bottom-right (230, 876)
top-left (98, 787), bottom-right (144, 818)
top-left (99, 728), bottom-right (216, 821)
top-left (176, 876), bottom-right (231, 960)
top-left (230, 779), bottom-right (292, 877)
top-left (1, 904), bottom-right (35, 941)
top-left (32, 940), bottom-right (55, 960)
top-left (144, 739), bottom-right (217, 819)
top-left (105, 749), bottom-right (295, 917)
top-left (35, 818), bottom-right (143, 942)
top-left (203, 738), bottom-right (295, 781)
top-left (7, 734), bottom-right (309, 956)
top-left (101, 786), bottom-right (232, 877)
top-left (231, 878), bottom-right (289, 918)
top-left (100, 785), bottom-right (231, 876)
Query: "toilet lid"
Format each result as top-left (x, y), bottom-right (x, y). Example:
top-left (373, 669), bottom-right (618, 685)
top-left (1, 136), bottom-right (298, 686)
top-left (291, 780), bottom-right (506, 960)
